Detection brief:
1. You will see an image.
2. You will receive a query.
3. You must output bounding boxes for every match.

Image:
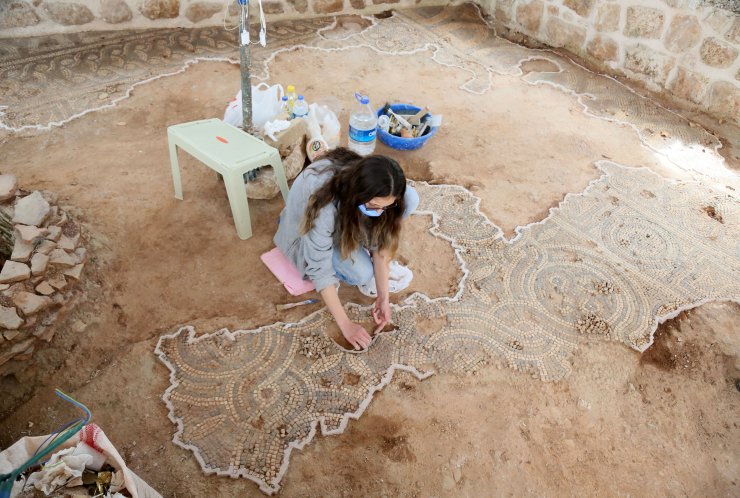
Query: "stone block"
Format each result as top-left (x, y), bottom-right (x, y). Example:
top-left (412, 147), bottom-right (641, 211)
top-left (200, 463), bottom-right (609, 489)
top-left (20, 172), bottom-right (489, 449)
top-left (700, 37), bottom-right (738, 68)
top-left (594, 3), bottom-right (619, 32)
top-left (48, 249), bottom-right (77, 268)
top-left (15, 225), bottom-right (47, 243)
top-left (0, 1), bottom-right (39, 29)
top-left (625, 44), bottom-right (675, 83)
top-left (35, 240), bottom-right (56, 255)
top-left (372, 0), bottom-right (398, 4)
top-left (30, 253), bottom-right (49, 276)
top-left (0, 306), bottom-right (23, 330)
top-left (263, 111), bottom-right (308, 154)
top-left (58, 233), bottom-right (79, 251)
top-left (247, 146), bottom-right (305, 199)
top-left (545, 17), bottom-right (587, 54)
top-left (100, 0), bottom-right (132, 23)
top-left (349, 0), bottom-right (365, 8)
top-left (707, 81), bottom-right (739, 124)
top-left (288, 0), bottom-right (308, 13)
top-left (74, 247), bottom-right (87, 263)
top-left (140, 0), bottom-right (180, 20)
top-left (63, 264), bottom-right (84, 281)
top-left (587, 35), bottom-right (619, 62)
top-left (515, 0), bottom-right (544, 33)
top-left (47, 274), bottom-right (67, 290)
top-left (0, 262), bottom-right (30, 284)
top-left (13, 292), bottom-right (52, 315)
top-left (563, 0), bottom-right (594, 18)
top-left (45, 226), bottom-right (62, 241)
top-left (664, 15), bottom-right (701, 53)
top-left (43, 2), bottom-right (94, 25)
top-left (314, 0), bottom-right (343, 12)
top-left (13, 191), bottom-right (50, 226)
top-left (10, 238), bottom-right (33, 262)
top-left (668, 67), bottom-right (708, 104)
top-left (262, 2), bottom-right (284, 14)
top-left (35, 281), bottom-right (55, 296)
top-left (3, 329), bottom-right (20, 341)
top-left (0, 175), bottom-right (17, 202)
top-left (624, 6), bottom-right (665, 39)
top-left (185, 2), bottom-right (222, 22)
top-left (0, 338), bottom-right (34, 367)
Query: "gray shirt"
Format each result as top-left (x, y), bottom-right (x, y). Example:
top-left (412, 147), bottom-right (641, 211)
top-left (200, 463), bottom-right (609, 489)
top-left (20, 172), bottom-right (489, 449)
top-left (274, 159), bottom-right (415, 292)
top-left (274, 159), bottom-right (339, 292)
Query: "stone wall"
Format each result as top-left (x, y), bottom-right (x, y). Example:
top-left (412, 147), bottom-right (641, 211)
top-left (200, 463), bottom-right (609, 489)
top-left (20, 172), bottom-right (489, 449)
top-left (1, 0), bottom-right (737, 122)
top-left (478, 0), bottom-right (740, 123)
top-left (0, 175), bottom-right (87, 378)
top-left (0, 0), bottom-right (447, 37)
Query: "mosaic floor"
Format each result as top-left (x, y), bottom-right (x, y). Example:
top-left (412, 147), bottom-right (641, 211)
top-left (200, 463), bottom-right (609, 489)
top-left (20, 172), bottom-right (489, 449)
top-left (157, 161), bottom-right (740, 493)
top-left (3, 3), bottom-right (738, 495)
top-left (0, 3), bottom-right (732, 175)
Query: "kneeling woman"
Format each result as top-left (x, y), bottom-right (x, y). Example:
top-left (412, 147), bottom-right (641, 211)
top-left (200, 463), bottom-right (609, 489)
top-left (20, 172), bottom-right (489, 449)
top-left (274, 148), bottom-right (419, 351)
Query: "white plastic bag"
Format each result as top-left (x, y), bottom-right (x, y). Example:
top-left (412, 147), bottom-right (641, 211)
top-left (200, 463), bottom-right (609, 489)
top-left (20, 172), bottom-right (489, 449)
top-left (0, 423), bottom-right (161, 498)
top-left (308, 103), bottom-right (341, 149)
top-left (223, 83), bottom-right (284, 130)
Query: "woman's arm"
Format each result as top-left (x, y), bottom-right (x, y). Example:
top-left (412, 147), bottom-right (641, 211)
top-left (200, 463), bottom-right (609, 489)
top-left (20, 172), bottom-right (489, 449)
top-left (371, 249), bottom-right (392, 332)
top-left (320, 284), bottom-right (372, 350)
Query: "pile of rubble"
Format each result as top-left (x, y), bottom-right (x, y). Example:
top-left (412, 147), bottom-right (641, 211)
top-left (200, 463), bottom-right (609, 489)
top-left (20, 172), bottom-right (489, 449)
top-left (246, 119), bottom-right (308, 200)
top-left (0, 174), bottom-right (86, 377)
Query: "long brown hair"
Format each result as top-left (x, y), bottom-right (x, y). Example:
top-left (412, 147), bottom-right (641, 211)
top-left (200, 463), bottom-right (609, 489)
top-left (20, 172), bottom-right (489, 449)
top-left (301, 148), bottom-right (407, 260)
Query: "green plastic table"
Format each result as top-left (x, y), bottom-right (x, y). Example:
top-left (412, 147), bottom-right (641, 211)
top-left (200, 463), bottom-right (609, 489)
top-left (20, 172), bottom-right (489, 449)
top-left (167, 118), bottom-right (289, 240)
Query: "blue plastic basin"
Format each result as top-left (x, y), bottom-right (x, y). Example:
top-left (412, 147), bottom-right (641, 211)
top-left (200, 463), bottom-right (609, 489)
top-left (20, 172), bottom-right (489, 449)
top-left (376, 104), bottom-right (437, 151)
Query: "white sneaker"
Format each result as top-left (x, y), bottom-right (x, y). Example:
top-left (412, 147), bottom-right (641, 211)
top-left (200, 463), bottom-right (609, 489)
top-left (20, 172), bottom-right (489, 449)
top-left (358, 262), bottom-right (413, 297)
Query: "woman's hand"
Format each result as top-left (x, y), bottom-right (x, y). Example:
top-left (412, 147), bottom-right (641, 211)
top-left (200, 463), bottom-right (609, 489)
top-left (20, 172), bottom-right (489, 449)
top-left (372, 297), bottom-right (392, 333)
top-left (340, 320), bottom-right (373, 350)
top-left (321, 285), bottom-right (372, 350)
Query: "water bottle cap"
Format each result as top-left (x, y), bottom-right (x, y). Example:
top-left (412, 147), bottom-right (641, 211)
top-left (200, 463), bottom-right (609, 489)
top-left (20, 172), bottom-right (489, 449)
top-left (355, 92), bottom-right (370, 105)
top-left (281, 96), bottom-right (288, 101)
top-left (298, 95), bottom-right (305, 100)
top-left (287, 85), bottom-right (295, 92)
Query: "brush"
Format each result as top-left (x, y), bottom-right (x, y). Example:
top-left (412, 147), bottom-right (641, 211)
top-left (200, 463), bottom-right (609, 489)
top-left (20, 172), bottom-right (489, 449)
top-left (275, 298), bottom-right (319, 311)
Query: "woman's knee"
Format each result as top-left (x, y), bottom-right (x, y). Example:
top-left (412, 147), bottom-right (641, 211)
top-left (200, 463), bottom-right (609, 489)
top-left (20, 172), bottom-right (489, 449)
top-left (333, 249), bottom-right (374, 286)
top-left (403, 185), bottom-right (420, 218)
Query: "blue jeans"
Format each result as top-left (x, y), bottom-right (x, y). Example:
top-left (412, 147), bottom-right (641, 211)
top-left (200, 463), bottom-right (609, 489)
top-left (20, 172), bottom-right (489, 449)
top-left (332, 185), bottom-right (419, 286)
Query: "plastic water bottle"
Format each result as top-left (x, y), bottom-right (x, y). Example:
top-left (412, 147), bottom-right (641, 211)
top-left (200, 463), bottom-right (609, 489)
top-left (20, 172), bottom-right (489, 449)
top-left (292, 95), bottom-right (309, 119)
top-left (348, 93), bottom-right (377, 156)
top-left (278, 95), bottom-right (290, 120)
top-left (286, 85), bottom-right (297, 113)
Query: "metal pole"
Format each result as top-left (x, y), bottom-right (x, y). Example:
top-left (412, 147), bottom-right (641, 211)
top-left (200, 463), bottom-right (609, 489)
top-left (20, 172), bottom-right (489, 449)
top-left (238, 0), bottom-right (254, 134)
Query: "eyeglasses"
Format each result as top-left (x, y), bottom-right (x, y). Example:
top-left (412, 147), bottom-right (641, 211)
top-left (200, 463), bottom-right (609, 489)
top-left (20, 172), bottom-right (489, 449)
top-left (364, 202), bottom-right (398, 212)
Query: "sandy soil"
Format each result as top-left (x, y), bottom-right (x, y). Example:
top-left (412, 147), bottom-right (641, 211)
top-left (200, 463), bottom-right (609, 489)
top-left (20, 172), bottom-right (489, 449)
top-left (0, 39), bottom-right (738, 497)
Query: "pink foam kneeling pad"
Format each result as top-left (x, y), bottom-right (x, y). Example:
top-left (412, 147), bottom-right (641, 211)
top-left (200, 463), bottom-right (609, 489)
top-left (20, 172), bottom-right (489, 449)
top-left (261, 247), bottom-right (315, 296)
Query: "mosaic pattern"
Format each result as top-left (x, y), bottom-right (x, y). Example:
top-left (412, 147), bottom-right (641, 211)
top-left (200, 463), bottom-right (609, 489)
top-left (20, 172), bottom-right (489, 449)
top-left (0, 18), bottom-right (332, 130)
top-left (0, 2), bottom-right (730, 169)
top-left (156, 163), bottom-right (740, 494)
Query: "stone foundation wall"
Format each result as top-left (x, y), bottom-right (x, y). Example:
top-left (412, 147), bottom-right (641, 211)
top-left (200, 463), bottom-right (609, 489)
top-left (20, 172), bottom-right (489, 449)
top-left (0, 0), bottom-right (446, 38)
top-left (478, 0), bottom-right (739, 123)
top-left (1, 0), bottom-right (737, 122)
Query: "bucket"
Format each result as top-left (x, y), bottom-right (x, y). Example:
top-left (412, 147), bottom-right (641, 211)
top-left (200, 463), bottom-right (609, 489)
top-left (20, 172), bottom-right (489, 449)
top-left (376, 104), bottom-right (438, 151)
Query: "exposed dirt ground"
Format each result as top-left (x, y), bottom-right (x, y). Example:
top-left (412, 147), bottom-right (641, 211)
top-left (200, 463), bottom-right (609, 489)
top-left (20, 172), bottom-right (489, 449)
top-left (0, 26), bottom-right (738, 497)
